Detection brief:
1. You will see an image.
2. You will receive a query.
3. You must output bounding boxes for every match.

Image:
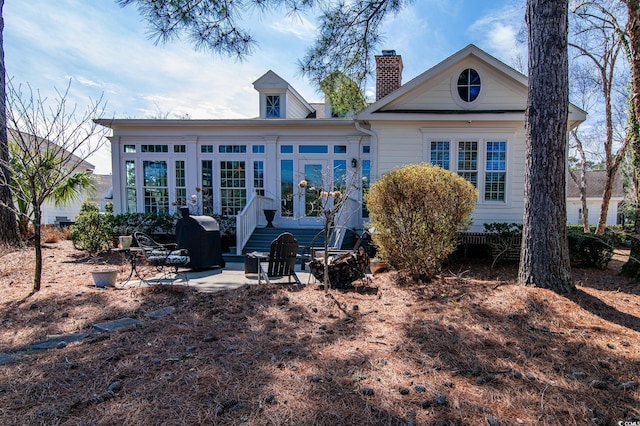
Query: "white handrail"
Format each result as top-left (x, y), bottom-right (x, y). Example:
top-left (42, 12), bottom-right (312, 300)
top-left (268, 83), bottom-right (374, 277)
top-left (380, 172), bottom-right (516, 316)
top-left (235, 195), bottom-right (276, 255)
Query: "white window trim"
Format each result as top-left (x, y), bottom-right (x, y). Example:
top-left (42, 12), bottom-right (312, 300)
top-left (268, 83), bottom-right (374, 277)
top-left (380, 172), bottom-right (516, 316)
top-left (421, 128), bottom-right (514, 206)
top-left (450, 66), bottom-right (486, 109)
top-left (261, 92), bottom-right (285, 118)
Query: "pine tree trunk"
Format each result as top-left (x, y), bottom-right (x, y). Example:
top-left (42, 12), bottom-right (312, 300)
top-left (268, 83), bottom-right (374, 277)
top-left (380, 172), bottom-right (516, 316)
top-left (518, 0), bottom-right (574, 293)
top-left (623, 0), bottom-right (640, 277)
top-left (0, 0), bottom-right (20, 246)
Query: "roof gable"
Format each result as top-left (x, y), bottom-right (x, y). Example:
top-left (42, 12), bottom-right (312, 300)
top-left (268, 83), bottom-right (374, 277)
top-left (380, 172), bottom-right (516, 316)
top-left (253, 70), bottom-right (289, 90)
top-left (358, 44), bottom-right (586, 123)
top-left (253, 70), bottom-right (315, 118)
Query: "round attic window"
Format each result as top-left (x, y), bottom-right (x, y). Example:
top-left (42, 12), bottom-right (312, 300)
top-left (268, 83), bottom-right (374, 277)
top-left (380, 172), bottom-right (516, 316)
top-left (457, 68), bottom-right (481, 103)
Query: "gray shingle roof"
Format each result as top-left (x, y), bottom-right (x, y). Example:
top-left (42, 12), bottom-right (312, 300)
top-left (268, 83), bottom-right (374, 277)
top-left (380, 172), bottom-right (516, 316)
top-left (567, 169), bottom-right (624, 198)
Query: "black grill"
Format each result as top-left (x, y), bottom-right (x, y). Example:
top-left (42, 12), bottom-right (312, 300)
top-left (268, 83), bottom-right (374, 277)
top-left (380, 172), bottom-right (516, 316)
top-left (175, 207), bottom-right (226, 270)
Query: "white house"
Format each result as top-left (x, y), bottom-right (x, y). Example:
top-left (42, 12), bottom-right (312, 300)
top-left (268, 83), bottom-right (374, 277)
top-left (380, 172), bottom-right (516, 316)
top-left (7, 129), bottom-right (102, 225)
top-left (567, 170), bottom-right (624, 226)
top-left (97, 45), bottom-right (587, 252)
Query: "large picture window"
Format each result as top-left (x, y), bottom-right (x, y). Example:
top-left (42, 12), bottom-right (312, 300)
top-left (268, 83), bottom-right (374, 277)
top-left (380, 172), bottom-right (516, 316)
top-left (143, 160), bottom-right (168, 213)
top-left (220, 161), bottom-right (246, 215)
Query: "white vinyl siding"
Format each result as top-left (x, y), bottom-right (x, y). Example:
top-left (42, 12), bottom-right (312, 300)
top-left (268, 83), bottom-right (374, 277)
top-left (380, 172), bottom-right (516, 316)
top-left (385, 65), bottom-right (526, 112)
top-left (286, 93), bottom-right (310, 119)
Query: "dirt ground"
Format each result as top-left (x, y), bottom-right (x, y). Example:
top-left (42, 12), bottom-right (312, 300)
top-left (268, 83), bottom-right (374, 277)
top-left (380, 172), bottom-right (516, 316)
top-left (0, 240), bottom-right (639, 425)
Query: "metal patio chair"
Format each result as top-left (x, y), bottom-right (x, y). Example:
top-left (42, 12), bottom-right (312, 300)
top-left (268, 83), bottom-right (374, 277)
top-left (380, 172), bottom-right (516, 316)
top-left (134, 231), bottom-right (190, 283)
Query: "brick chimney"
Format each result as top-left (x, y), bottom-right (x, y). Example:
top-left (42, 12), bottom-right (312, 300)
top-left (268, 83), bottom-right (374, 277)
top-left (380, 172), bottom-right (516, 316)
top-left (375, 50), bottom-right (403, 101)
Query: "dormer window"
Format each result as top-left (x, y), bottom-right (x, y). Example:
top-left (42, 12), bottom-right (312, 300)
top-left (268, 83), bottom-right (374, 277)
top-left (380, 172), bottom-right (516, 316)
top-left (266, 95), bottom-right (281, 118)
top-left (457, 68), bottom-right (481, 103)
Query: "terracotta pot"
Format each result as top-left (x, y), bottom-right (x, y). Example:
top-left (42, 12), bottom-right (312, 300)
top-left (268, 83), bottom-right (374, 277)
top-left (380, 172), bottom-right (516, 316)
top-left (369, 259), bottom-right (388, 275)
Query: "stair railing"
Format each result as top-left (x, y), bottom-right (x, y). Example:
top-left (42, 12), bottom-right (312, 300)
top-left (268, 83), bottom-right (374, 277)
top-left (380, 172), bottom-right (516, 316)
top-left (235, 194), bottom-right (276, 255)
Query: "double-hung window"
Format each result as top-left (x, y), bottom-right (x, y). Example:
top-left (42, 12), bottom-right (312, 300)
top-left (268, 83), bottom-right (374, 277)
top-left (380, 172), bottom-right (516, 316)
top-left (457, 141), bottom-right (478, 188)
top-left (430, 141), bottom-right (450, 169)
top-left (485, 141), bottom-right (506, 201)
top-left (426, 135), bottom-right (508, 203)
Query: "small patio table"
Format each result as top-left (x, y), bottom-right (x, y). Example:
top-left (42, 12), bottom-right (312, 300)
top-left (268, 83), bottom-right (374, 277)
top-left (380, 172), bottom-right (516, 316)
top-left (111, 247), bottom-right (145, 284)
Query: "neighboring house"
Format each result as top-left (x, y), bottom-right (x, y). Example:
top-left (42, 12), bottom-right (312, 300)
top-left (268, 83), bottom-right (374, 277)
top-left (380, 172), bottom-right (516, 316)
top-left (567, 170), bottom-right (624, 226)
top-left (89, 174), bottom-right (114, 212)
top-left (97, 44), bottom-right (586, 252)
top-left (7, 129), bottom-right (97, 225)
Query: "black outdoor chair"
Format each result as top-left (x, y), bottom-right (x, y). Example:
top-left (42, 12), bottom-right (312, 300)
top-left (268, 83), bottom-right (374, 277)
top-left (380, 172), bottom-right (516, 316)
top-left (134, 231), bottom-right (190, 283)
top-left (258, 232), bottom-right (301, 285)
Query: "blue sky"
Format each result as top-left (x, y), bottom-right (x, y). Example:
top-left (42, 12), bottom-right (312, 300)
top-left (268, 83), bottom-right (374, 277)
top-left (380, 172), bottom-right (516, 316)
top-left (4, 0), bottom-right (526, 173)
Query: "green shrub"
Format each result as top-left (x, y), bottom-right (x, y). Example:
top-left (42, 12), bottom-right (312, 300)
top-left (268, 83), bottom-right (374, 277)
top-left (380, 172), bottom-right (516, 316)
top-left (567, 230), bottom-right (614, 269)
top-left (111, 212), bottom-right (176, 239)
top-left (70, 201), bottom-right (113, 254)
top-left (366, 163), bottom-right (477, 281)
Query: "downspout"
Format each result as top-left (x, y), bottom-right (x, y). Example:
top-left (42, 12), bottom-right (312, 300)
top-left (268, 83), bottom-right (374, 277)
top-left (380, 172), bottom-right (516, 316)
top-left (354, 120), bottom-right (378, 233)
top-left (354, 120), bottom-right (378, 180)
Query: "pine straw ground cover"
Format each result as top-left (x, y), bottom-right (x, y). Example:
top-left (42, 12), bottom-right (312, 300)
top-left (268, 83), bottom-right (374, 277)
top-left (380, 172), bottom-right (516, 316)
top-left (0, 241), bottom-right (639, 426)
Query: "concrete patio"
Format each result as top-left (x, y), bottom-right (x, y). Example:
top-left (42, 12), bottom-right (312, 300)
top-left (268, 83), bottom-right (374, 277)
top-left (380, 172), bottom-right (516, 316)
top-left (120, 262), bottom-right (315, 293)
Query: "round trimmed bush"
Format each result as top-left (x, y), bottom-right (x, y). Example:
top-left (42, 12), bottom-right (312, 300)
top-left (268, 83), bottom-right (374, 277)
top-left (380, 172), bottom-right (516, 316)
top-left (366, 163), bottom-right (477, 281)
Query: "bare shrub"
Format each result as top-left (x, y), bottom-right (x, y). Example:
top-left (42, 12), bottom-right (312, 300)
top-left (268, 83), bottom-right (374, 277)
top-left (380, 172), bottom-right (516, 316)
top-left (41, 225), bottom-right (63, 243)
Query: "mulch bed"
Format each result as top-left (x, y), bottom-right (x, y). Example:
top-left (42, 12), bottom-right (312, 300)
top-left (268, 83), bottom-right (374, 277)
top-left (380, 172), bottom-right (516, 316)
top-left (0, 240), bottom-right (639, 425)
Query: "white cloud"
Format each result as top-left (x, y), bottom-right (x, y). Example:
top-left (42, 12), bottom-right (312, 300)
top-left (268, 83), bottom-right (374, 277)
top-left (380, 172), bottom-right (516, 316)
top-left (467, 2), bottom-right (527, 68)
top-left (270, 15), bottom-right (317, 41)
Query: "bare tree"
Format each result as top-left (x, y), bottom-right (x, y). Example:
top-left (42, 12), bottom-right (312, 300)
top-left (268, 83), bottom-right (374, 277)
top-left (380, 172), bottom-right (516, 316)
top-left (570, 0), bottom-right (631, 235)
top-left (568, 128), bottom-right (592, 232)
top-left (0, 81), bottom-right (108, 292)
top-left (518, 0), bottom-right (574, 293)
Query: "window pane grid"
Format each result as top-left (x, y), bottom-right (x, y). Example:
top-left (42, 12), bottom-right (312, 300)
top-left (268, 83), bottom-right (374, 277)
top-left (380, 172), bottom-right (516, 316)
top-left (219, 145), bottom-right (247, 153)
top-left (143, 161), bottom-right (168, 213)
top-left (430, 141), bottom-right (450, 169)
top-left (266, 95), bottom-right (280, 118)
top-left (125, 160), bottom-right (136, 212)
top-left (175, 160), bottom-right (186, 206)
top-left (220, 161), bottom-right (246, 215)
top-left (485, 141), bottom-right (506, 201)
top-left (253, 161), bottom-right (264, 196)
top-left (457, 141), bottom-right (478, 187)
top-left (485, 172), bottom-right (506, 201)
top-left (201, 160), bottom-right (214, 215)
top-left (141, 144), bottom-right (168, 153)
